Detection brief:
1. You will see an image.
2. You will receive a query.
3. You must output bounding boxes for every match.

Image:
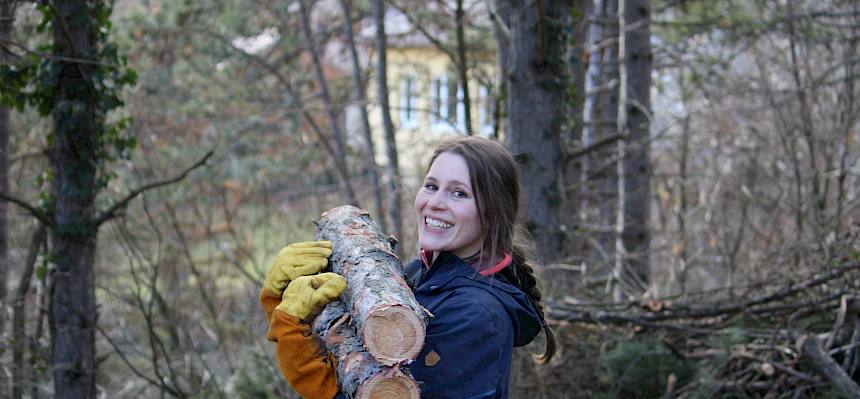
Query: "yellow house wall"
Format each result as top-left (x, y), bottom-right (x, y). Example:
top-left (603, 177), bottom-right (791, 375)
top-left (365, 46), bottom-right (498, 188)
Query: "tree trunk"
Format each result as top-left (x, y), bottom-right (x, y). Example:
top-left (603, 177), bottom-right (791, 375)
top-left (50, 1), bottom-right (100, 396)
top-left (502, 0), bottom-right (570, 259)
top-left (619, 0), bottom-right (651, 291)
top-left (455, 0), bottom-right (473, 135)
top-left (338, 0), bottom-right (387, 233)
top-left (562, 0), bottom-right (588, 257)
top-left (297, 0), bottom-right (359, 207)
top-left (313, 302), bottom-right (420, 399)
top-left (316, 205), bottom-right (427, 366)
top-left (596, 0), bottom-right (619, 275)
top-left (580, 0), bottom-right (607, 227)
top-left (372, 0), bottom-right (403, 257)
top-left (613, 0), bottom-right (628, 302)
top-left (490, 0), bottom-right (511, 139)
top-left (12, 223), bottom-right (45, 399)
top-left (0, 0), bottom-right (14, 341)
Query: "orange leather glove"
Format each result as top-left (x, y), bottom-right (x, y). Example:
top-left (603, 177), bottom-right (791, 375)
top-left (264, 304), bottom-right (341, 399)
top-left (261, 274), bottom-right (346, 398)
top-left (263, 241), bottom-right (332, 297)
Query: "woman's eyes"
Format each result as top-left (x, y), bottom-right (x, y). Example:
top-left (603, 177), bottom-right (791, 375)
top-left (423, 183), bottom-right (469, 199)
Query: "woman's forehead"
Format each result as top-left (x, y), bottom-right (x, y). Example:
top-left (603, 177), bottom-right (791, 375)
top-left (427, 152), bottom-right (472, 184)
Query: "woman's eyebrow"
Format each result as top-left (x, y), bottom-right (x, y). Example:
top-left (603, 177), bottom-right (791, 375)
top-left (448, 180), bottom-right (472, 189)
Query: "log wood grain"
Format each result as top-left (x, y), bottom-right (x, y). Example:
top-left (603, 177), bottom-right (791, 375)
top-left (316, 205), bottom-right (427, 366)
top-left (314, 302), bottom-right (419, 399)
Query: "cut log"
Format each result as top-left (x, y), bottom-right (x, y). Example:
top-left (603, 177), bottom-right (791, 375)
top-left (316, 205), bottom-right (427, 366)
top-left (796, 334), bottom-right (860, 398)
top-left (359, 373), bottom-right (419, 399)
top-left (314, 302), bottom-right (420, 399)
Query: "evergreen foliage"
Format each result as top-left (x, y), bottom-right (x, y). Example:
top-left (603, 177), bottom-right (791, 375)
top-left (600, 338), bottom-right (695, 398)
top-left (0, 1), bottom-right (137, 211)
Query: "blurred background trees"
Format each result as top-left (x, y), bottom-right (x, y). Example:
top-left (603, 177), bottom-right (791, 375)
top-left (0, 0), bottom-right (858, 398)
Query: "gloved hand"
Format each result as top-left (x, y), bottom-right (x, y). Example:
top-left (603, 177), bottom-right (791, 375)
top-left (263, 240), bottom-right (333, 296)
top-left (276, 272), bottom-right (347, 322)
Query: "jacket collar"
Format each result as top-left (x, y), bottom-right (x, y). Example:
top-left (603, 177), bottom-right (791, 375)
top-left (415, 251), bottom-right (542, 347)
top-left (419, 249), bottom-right (512, 276)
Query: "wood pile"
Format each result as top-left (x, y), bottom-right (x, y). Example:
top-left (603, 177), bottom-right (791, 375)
top-left (548, 262), bottom-right (860, 397)
top-left (313, 205), bottom-right (428, 398)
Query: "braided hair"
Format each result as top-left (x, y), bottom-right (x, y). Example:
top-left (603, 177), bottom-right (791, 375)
top-left (427, 137), bottom-right (557, 362)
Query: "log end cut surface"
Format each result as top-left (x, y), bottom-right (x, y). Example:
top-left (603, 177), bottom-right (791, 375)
top-left (364, 305), bottom-right (425, 365)
top-left (357, 374), bottom-right (420, 399)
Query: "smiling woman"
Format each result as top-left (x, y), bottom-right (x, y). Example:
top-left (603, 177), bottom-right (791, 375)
top-left (261, 136), bottom-right (556, 399)
top-left (415, 152), bottom-right (484, 259)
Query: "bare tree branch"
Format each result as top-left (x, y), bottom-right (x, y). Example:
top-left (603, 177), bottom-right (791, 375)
top-left (0, 191), bottom-right (50, 226)
top-left (94, 149), bottom-right (213, 226)
top-left (94, 322), bottom-right (183, 397)
top-left (549, 263), bottom-right (860, 325)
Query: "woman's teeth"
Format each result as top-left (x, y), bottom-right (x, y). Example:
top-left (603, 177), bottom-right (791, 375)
top-left (425, 217), bottom-right (453, 229)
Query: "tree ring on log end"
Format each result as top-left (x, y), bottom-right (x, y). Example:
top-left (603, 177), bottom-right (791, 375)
top-left (364, 305), bottom-right (424, 365)
top-left (357, 374), bottom-right (420, 399)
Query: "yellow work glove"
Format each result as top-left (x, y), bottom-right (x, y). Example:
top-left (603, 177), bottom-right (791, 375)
top-left (276, 273), bottom-right (347, 322)
top-left (263, 241), bottom-right (333, 296)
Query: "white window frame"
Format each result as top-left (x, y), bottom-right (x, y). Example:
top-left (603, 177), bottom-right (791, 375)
top-left (400, 76), bottom-right (418, 128)
top-left (456, 84), bottom-right (466, 132)
top-left (478, 85), bottom-right (494, 136)
top-left (430, 75), bottom-right (450, 129)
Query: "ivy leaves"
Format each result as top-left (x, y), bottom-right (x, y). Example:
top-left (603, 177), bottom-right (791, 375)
top-left (0, 0), bottom-right (138, 207)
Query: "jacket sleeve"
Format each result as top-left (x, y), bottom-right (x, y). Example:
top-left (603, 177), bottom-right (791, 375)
top-left (409, 290), bottom-right (510, 398)
top-left (260, 287), bottom-right (280, 322)
top-left (260, 288), bottom-right (341, 399)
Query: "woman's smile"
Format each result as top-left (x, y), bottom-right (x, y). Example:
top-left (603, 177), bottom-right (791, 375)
top-left (414, 152), bottom-right (485, 259)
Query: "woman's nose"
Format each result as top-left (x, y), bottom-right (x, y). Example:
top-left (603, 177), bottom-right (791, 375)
top-left (427, 190), bottom-right (446, 209)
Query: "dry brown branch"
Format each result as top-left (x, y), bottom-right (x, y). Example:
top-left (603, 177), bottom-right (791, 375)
top-left (796, 334), bottom-right (860, 397)
top-left (548, 264), bottom-right (859, 327)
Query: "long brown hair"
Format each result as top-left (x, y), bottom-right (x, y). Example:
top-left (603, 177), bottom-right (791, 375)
top-left (427, 136), bottom-right (557, 363)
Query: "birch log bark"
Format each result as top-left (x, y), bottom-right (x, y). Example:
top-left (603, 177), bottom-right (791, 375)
top-left (313, 302), bottom-right (420, 399)
top-left (315, 205), bottom-right (427, 365)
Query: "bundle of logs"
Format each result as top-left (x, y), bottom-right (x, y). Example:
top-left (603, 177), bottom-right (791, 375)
top-left (548, 262), bottom-right (860, 397)
top-left (313, 206), bottom-right (428, 399)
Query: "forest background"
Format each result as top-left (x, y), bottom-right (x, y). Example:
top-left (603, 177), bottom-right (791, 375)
top-left (0, 0), bottom-right (859, 398)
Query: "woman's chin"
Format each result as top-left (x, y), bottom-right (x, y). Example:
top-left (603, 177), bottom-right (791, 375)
top-left (418, 241), bottom-right (445, 253)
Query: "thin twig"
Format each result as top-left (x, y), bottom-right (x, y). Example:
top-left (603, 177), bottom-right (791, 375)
top-left (0, 191), bottom-right (50, 226)
top-left (94, 149), bottom-right (213, 226)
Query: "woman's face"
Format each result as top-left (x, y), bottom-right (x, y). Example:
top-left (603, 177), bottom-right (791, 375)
top-left (415, 152), bottom-right (484, 259)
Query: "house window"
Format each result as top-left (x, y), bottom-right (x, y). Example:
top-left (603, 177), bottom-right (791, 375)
top-left (478, 85), bottom-right (493, 136)
top-left (456, 84), bottom-right (466, 132)
top-left (400, 76), bottom-right (418, 128)
top-left (430, 75), bottom-right (449, 125)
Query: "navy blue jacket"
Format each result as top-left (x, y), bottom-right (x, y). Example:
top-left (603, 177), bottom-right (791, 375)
top-left (402, 251), bottom-right (542, 399)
